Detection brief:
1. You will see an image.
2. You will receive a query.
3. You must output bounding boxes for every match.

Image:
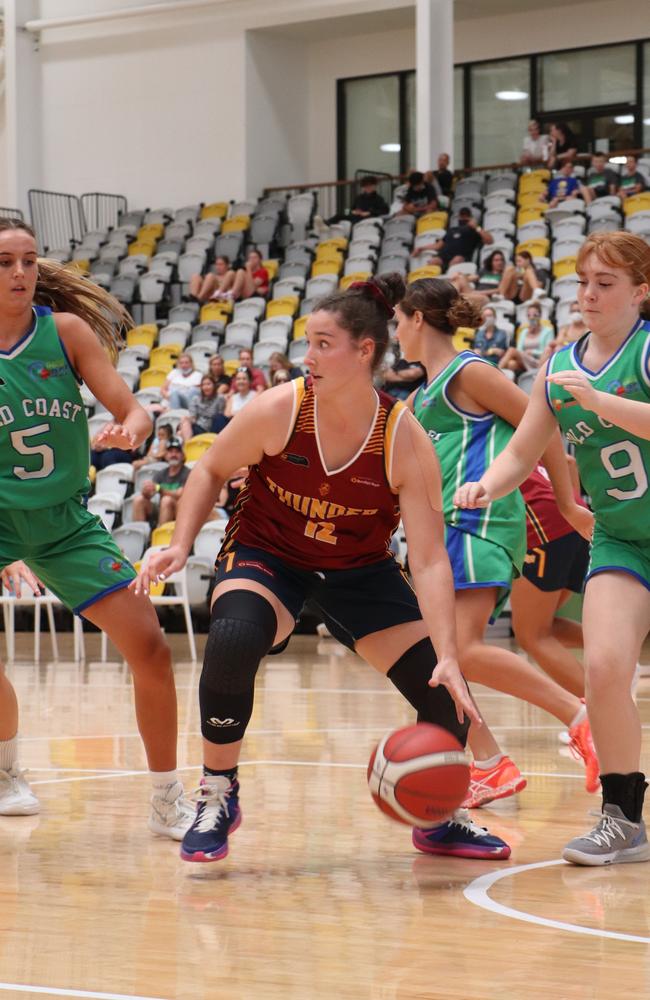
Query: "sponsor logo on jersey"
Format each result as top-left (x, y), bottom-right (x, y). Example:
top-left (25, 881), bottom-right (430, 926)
top-left (236, 559), bottom-right (275, 577)
top-left (319, 482), bottom-right (330, 497)
top-left (266, 475), bottom-right (378, 519)
top-left (28, 360), bottom-right (70, 382)
top-left (99, 555), bottom-right (125, 575)
top-left (553, 398), bottom-right (580, 410)
top-left (281, 451), bottom-right (310, 467)
top-left (605, 378), bottom-right (640, 396)
top-left (351, 476), bottom-right (380, 488)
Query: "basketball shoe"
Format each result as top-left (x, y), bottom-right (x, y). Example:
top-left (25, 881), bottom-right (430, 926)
top-left (0, 766), bottom-right (40, 816)
top-left (412, 810), bottom-right (511, 859)
top-left (180, 776), bottom-right (241, 862)
top-left (563, 805), bottom-right (650, 866)
top-left (462, 755), bottom-right (527, 809)
top-left (149, 781), bottom-right (196, 840)
top-left (568, 711), bottom-right (599, 794)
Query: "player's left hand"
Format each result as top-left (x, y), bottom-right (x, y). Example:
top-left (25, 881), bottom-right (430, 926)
top-left (546, 371), bottom-right (600, 411)
top-left (429, 657), bottom-right (482, 727)
top-left (92, 422), bottom-right (138, 451)
top-left (1, 560), bottom-right (43, 597)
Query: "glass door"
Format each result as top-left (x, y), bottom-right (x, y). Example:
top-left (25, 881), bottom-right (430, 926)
top-left (538, 106), bottom-right (637, 156)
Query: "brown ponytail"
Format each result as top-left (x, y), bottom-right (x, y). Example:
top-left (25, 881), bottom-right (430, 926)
top-left (399, 277), bottom-right (481, 335)
top-left (315, 272), bottom-right (406, 370)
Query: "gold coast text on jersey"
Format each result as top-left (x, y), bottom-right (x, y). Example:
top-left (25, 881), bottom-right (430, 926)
top-left (0, 397), bottom-right (84, 427)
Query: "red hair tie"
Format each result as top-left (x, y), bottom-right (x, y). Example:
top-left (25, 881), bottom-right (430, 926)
top-left (349, 280), bottom-right (394, 318)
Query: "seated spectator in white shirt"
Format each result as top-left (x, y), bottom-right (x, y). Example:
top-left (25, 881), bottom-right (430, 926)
top-left (161, 353), bottom-right (202, 410)
top-left (520, 120), bottom-right (551, 166)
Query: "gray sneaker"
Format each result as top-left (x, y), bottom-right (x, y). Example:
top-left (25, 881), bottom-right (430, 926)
top-left (563, 804), bottom-right (650, 866)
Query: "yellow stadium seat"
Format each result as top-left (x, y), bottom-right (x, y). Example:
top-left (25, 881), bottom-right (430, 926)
top-left (416, 212), bottom-right (448, 235)
top-left (312, 258), bottom-right (342, 277)
top-left (133, 560), bottom-right (165, 596)
top-left (128, 240), bottom-right (156, 258)
top-left (339, 272), bottom-right (371, 290)
top-left (407, 265), bottom-right (442, 283)
top-left (266, 295), bottom-right (299, 319)
top-left (293, 315), bottom-right (309, 340)
top-left (263, 259), bottom-right (280, 280)
top-left (149, 346), bottom-right (179, 371)
top-left (553, 256), bottom-right (578, 279)
top-left (151, 521), bottom-right (176, 548)
top-left (518, 174), bottom-right (549, 196)
top-left (316, 238), bottom-right (348, 257)
top-left (138, 223), bottom-right (164, 241)
top-left (66, 260), bottom-right (89, 273)
top-left (184, 433), bottom-right (217, 463)
top-left (517, 206), bottom-right (546, 227)
top-left (139, 367), bottom-right (169, 389)
top-left (200, 202), bottom-right (228, 220)
top-left (200, 302), bottom-right (231, 324)
top-left (126, 324), bottom-right (157, 349)
top-left (516, 238), bottom-right (550, 258)
top-left (224, 359), bottom-right (239, 377)
top-left (517, 190), bottom-right (546, 210)
top-left (452, 327), bottom-right (475, 351)
top-left (623, 192), bottom-right (650, 216)
top-left (222, 215), bottom-right (250, 233)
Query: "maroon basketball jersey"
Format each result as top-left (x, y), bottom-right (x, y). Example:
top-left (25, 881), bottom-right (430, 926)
top-left (221, 377), bottom-right (407, 569)
top-left (521, 464), bottom-right (587, 548)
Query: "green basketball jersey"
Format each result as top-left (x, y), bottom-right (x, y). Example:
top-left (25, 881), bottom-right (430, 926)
top-left (414, 351), bottom-right (526, 569)
top-left (546, 319), bottom-right (650, 541)
top-left (0, 306), bottom-right (90, 509)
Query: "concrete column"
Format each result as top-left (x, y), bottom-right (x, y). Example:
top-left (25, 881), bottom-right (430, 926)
top-left (416, 0), bottom-right (454, 170)
top-left (4, 0), bottom-right (42, 213)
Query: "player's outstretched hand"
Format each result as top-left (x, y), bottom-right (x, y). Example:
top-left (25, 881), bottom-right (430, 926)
top-left (562, 502), bottom-right (594, 542)
top-left (92, 422), bottom-right (138, 452)
top-left (453, 481), bottom-right (491, 509)
top-left (429, 658), bottom-right (482, 727)
top-left (546, 370), bottom-right (599, 411)
top-left (130, 544), bottom-right (188, 596)
top-left (1, 561), bottom-right (43, 597)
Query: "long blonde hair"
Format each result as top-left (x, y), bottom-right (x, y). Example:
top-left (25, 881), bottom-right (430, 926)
top-left (0, 218), bottom-right (131, 363)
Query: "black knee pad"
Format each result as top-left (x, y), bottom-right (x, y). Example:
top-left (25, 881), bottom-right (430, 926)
top-left (387, 638), bottom-right (470, 746)
top-left (200, 591), bottom-right (277, 745)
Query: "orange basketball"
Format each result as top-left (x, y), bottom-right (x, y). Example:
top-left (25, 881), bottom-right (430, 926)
top-left (367, 723), bottom-right (469, 827)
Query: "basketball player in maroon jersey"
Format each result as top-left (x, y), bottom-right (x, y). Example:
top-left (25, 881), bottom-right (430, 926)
top-left (135, 275), bottom-right (511, 863)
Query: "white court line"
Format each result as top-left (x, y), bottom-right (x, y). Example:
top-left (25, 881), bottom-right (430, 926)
top-left (464, 859), bottom-right (650, 944)
top-left (0, 983), bottom-right (168, 1000)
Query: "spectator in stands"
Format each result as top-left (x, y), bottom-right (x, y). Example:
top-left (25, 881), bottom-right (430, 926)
top-left (161, 352), bottom-right (202, 410)
top-left (268, 351), bottom-right (303, 382)
top-left (555, 301), bottom-right (588, 349)
top-left (131, 437), bottom-right (190, 527)
top-left (132, 422), bottom-right (173, 471)
top-left (432, 153), bottom-right (453, 198)
top-left (618, 155), bottom-right (647, 202)
top-left (90, 435), bottom-right (136, 472)
top-left (224, 367), bottom-right (256, 419)
top-left (236, 348), bottom-right (267, 393)
top-left (188, 255), bottom-right (235, 303)
top-left (272, 369), bottom-right (290, 386)
top-left (381, 348), bottom-right (426, 401)
top-left (582, 152), bottom-right (619, 204)
top-left (542, 161), bottom-right (581, 207)
top-left (416, 206), bottom-right (493, 271)
top-left (229, 249), bottom-right (270, 300)
top-left (548, 122), bottom-right (578, 169)
top-left (320, 176), bottom-right (389, 229)
top-left (499, 250), bottom-right (542, 303)
top-left (520, 119), bottom-right (551, 166)
top-left (179, 375), bottom-right (225, 441)
top-left (397, 171), bottom-right (439, 217)
top-left (208, 353), bottom-right (232, 393)
top-left (472, 306), bottom-right (509, 364)
top-left (476, 249), bottom-right (507, 294)
top-left (498, 302), bottom-right (554, 376)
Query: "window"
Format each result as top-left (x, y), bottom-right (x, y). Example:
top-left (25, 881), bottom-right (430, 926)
top-left (644, 42), bottom-right (650, 149)
top-left (341, 75), bottom-right (400, 180)
top-left (538, 45), bottom-right (635, 112)
top-left (470, 59), bottom-right (530, 166)
top-left (454, 66), bottom-right (464, 168)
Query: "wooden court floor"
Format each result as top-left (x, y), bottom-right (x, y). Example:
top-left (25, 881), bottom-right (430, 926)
top-left (1, 630), bottom-right (650, 1000)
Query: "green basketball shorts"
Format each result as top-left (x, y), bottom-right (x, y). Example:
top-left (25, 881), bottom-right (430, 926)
top-left (586, 523), bottom-right (650, 592)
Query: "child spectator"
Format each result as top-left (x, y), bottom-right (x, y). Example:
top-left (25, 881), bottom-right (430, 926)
top-left (582, 152), bottom-right (619, 204)
top-left (397, 171), bottom-right (440, 217)
top-left (499, 250), bottom-right (542, 303)
top-left (131, 438), bottom-right (190, 526)
top-left (618, 155), bottom-right (647, 202)
top-left (472, 306), bottom-right (509, 364)
top-left (229, 249), bottom-right (270, 300)
top-left (132, 422), bottom-right (173, 471)
top-left (543, 161), bottom-right (581, 207)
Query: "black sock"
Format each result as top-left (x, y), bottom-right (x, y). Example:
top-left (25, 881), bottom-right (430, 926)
top-left (600, 771), bottom-right (647, 823)
top-left (203, 765), bottom-right (238, 784)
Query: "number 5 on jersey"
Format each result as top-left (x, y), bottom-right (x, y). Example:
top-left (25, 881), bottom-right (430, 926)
top-left (11, 423), bottom-right (55, 480)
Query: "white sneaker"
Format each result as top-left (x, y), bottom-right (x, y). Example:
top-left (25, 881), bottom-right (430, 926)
top-left (0, 766), bottom-right (40, 815)
top-left (149, 781), bottom-right (195, 840)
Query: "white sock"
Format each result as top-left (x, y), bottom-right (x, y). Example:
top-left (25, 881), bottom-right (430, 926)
top-left (473, 753), bottom-right (504, 770)
top-left (151, 769), bottom-right (180, 792)
top-left (0, 735), bottom-right (18, 771)
top-left (570, 703), bottom-right (587, 729)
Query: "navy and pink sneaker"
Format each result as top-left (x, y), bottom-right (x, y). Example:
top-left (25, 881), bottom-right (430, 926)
top-left (412, 809), bottom-right (511, 859)
top-left (180, 776), bottom-right (241, 863)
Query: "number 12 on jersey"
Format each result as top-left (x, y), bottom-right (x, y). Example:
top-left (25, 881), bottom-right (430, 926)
top-left (304, 520), bottom-right (337, 545)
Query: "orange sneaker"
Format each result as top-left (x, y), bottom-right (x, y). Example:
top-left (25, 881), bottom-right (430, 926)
top-left (569, 714), bottom-right (600, 794)
top-left (462, 756), bottom-right (527, 809)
